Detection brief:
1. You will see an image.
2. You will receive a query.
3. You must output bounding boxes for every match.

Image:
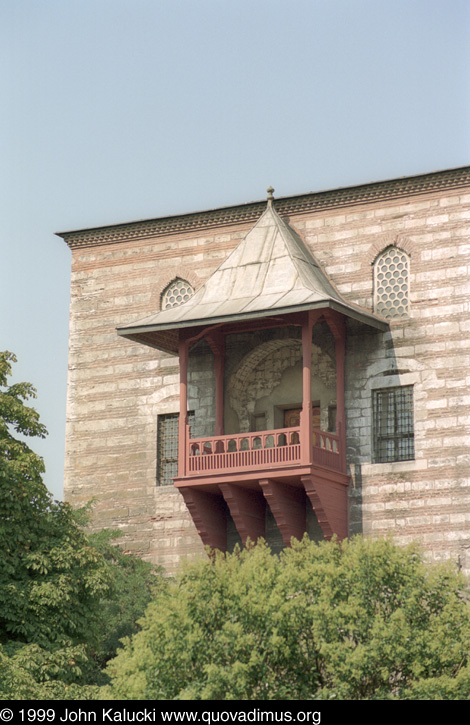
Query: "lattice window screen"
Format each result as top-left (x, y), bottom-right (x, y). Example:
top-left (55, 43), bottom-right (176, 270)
top-left (374, 247), bottom-right (410, 319)
top-left (161, 278), bottom-right (194, 310)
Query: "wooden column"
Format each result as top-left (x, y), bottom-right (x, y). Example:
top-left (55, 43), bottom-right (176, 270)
top-left (300, 311), bottom-right (321, 464)
top-left (214, 346), bottom-right (225, 437)
top-left (335, 324), bottom-right (346, 458)
top-left (178, 335), bottom-right (189, 478)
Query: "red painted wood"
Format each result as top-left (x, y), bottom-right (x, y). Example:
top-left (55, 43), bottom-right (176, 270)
top-left (185, 426), bottom-right (342, 476)
top-left (176, 309), bottom-right (350, 552)
top-left (179, 487), bottom-right (227, 551)
top-left (259, 479), bottom-right (307, 546)
top-left (186, 427), bottom-right (303, 475)
top-left (214, 351), bottom-right (224, 436)
top-left (219, 484), bottom-right (266, 545)
top-left (302, 473), bottom-right (348, 540)
top-left (301, 315), bottom-right (313, 466)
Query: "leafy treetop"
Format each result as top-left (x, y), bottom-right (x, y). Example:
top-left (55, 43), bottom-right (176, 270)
top-left (106, 536), bottom-right (470, 701)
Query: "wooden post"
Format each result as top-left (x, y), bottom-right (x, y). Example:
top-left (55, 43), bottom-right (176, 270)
top-left (336, 337), bottom-right (346, 472)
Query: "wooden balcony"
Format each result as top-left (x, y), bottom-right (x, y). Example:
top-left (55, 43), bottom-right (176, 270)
top-left (174, 423), bottom-right (349, 551)
top-left (184, 425), bottom-right (344, 478)
top-left (170, 309), bottom-right (351, 551)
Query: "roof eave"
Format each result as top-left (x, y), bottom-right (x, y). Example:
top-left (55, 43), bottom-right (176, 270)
top-left (117, 301), bottom-right (389, 352)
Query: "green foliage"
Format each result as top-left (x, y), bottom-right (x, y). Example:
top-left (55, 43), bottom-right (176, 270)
top-left (0, 352), bottom-right (111, 649)
top-left (0, 351), bottom-right (47, 478)
top-left (88, 528), bottom-right (165, 670)
top-left (0, 351), bottom-right (49, 556)
top-left (0, 644), bottom-right (99, 700)
top-left (403, 663), bottom-right (470, 700)
top-left (0, 352), bottom-right (163, 698)
top-left (105, 537), bottom-right (470, 700)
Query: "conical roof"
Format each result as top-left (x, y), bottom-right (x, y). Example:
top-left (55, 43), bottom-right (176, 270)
top-left (118, 200), bottom-right (387, 352)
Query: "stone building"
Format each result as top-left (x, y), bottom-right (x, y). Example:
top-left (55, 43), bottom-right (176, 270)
top-left (58, 166), bottom-right (470, 574)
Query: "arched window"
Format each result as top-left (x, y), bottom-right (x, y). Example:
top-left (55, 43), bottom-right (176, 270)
top-left (374, 247), bottom-right (410, 319)
top-left (161, 278), bottom-right (194, 310)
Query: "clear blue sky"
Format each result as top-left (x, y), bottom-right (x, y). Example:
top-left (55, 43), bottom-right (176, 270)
top-left (1, 0), bottom-right (469, 500)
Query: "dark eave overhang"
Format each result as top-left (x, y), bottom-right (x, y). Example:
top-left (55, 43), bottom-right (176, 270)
top-left (57, 166), bottom-right (470, 250)
top-left (117, 300), bottom-right (389, 355)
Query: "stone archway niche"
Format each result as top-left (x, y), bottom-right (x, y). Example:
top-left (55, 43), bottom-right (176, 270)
top-left (226, 337), bottom-right (336, 435)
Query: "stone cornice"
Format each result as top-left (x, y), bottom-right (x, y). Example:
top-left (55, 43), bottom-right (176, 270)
top-left (57, 166), bottom-right (470, 250)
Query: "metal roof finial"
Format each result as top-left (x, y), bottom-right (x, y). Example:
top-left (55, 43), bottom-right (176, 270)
top-left (266, 186), bottom-right (275, 207)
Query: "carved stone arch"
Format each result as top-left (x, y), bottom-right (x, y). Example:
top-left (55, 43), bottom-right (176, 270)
top-left (230, 339), bottom-right (295, 393)
top-left (158, 265), bottom-right (200, 292)
top-left (228, 338), bottom-right (336, 432)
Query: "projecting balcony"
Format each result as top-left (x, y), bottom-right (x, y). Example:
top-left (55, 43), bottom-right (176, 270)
top-left (169, 306), bottom-right (352, 550)
top-left (174, 421), bottom-right (349, 551)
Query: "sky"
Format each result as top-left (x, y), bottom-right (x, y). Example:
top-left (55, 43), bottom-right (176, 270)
top-left (1, 0), bottom-right (469, 501)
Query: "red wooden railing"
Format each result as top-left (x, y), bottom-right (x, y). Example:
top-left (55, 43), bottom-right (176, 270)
top-left (312, 428), bottom-right (342, 471)
top-left (184, 425), bottom-right (343, 476)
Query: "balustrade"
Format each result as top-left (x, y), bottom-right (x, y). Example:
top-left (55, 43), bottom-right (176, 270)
top-left (185, 425), bottom-right (342, 475)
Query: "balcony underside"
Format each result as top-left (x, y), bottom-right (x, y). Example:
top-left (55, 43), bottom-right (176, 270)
top-left (174, 426), bottom-right (349, 551)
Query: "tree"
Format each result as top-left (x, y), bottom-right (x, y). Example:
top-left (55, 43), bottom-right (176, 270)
top-left (0, 352), bottom-right (111, 650)
top-left (88, 528), bottom-right (165, 671)
top-left (105, 536), bottom-right (470, 700)
top-left (0, 351), bottom-right (162, 698)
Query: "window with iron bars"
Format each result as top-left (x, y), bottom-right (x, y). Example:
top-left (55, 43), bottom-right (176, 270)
top-left (373, 386), bottom-right (414, 463)
top-left (157, 411), bottom-right (195, 485)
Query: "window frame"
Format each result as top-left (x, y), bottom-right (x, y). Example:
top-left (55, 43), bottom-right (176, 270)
top-left (161, 278), bottom-right (194, 311)
top-left (157, 411), bottom-right (195, 485)
top-left (372, 385), bottom-right (414, 464)
top-left (373, 246), bottom-right (410, 320)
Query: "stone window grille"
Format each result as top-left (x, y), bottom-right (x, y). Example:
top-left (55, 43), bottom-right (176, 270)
top-left (374, 247), bottom-right (410, 319)
top-left (161, 278), bottom-right (194, 310)
top-left (373, 386), bottom-right (414, 463)
top-left (157, 411), bottom-right (194, 485)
